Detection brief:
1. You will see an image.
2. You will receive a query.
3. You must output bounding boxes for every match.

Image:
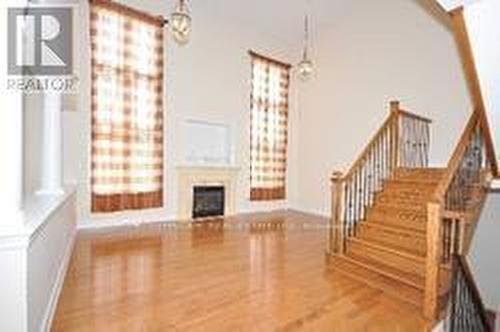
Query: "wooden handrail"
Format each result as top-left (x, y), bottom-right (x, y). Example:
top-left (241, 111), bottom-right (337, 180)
top-left (425, 8), bottom-right (499, 324)
top-left (450, 7), bottom-right (498, 176)
top-left (342, 102), bottom-right (430, 180)
top-left (425, 110), bottom-right (494, 320)
top-left (398, 109), bottom-right (432, 124)
top-left (432, 111), bottom-right (480, 202)
top-left (342, 112), bottom-right (396, 181)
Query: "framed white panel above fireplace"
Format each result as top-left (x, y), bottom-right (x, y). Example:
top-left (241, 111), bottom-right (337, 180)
top-left (184, 119), bottom-right (233, 166)
top-left (176, 166), bottom-right (240, 220)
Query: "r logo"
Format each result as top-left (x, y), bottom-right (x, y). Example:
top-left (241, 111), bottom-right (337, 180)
top-left (8, 7), bottom-right (73, 75)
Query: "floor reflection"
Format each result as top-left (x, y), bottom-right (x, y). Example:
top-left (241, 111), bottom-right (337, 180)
top-left (52, 211), bottom-right (425, 332)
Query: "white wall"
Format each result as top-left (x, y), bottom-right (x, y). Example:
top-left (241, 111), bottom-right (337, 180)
top-left (70, 0), bottom-right (300, 228)
top-left (296, 0), bottom-right (472, 216)
top-left (465, 0), bottom-right (500, 154)
top-left (469, 190), bottom-right (500, 311)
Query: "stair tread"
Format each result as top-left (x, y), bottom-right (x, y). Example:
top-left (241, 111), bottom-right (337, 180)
top-left (371, 204), bottom-right (428, 214)
top-left (383, 182), bottom-right (438, 193)
top-left (388, 174), bottom-right (441, 186)
top-left (395, 167), bottom-right (446, 173)
top-left (331, 254), bottom-right (424, 308)
top-left (373, 201), bottom-right (428, 212)
top-left (376, 192), bottom-right (431, 200)
top-left (386, 177), bottom-right (442, 185)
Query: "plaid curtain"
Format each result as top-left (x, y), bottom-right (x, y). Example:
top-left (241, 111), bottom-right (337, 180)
top-left (90, 0), bottom-right (164, 213)
top-left (249, 51), bottom-right (290, 201)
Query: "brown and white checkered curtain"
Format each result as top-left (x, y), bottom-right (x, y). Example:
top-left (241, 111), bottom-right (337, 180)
top-left (90, 0), bottom-right (164, 213)
top-left (249, 52), bottom-right (290, 201)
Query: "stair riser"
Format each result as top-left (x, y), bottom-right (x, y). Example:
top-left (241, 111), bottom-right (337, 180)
top-left (379, 193), bottom-right (435, 205)
top-left (358, 225), bottom-right (426, 257)
top-left (347, 241), bottom-right (426, 278)
top-left (383, 183), bottom-right (437, 195)
top-left (390, 178), bottom-right (442, 186)
top-left (373, 200), bottom-right (428, 212)
top-left (378, 190), bottom-right (433, 201)
top-left (394, 174), bottom-right (444, 181)
top-left (367, 210), bottom-right (427, 230)
top-left (394, 168), bottom-right (445, 179)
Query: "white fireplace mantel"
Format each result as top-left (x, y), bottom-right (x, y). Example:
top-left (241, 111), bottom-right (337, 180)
top-left (176, 165), bottom-right (240, 220)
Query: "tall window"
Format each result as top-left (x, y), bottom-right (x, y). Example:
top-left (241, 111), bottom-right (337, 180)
top-left (249, 51), bottom-right (291, 201)
top-left (90, 0), bottom-right (164, 213)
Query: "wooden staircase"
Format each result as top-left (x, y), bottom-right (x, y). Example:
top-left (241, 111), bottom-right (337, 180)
top-left (331, 167), bottom-right (445, 308)
top-left (327, 102), bottom-right (497, 324)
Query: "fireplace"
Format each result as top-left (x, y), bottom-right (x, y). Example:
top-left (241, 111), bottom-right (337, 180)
top-left (192, 186), bottom-right (225, 219)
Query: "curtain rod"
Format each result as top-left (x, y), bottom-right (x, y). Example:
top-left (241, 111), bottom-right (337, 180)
top-left (90, 0), bottom-right (167, 27)
top-left (248, 50), bottom-right (292, 69)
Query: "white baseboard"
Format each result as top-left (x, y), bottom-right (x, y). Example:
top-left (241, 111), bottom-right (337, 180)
top-left (78, 207), bottom-right (330, 231)
top-left (78, 214), bottom-right (178, 230)
top-left (40, 228), bottom-right (77, 332)
top-left (290, 206), bottom-right (329, 219)
top-left (78, 206), bottom-right (292, 231)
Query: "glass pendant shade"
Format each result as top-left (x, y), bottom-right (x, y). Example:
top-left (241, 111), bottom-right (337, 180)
top-left (298, 58), bottom-right (313, 80)
top-left (171, 0), bottom-right (191, 45)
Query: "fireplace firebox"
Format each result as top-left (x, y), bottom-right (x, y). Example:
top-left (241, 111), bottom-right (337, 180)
top-left (192, 186), bottom-right (225, 219)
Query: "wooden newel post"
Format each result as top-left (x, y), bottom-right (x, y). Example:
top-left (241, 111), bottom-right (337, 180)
top-left (329, 171), bottom-right (344, 255)
top-left (424, 201), bottom-right (443, 320)
top-left (390, 100), bottom-right (400, 114)
top-left (390, 101), bottom-right (400, 171)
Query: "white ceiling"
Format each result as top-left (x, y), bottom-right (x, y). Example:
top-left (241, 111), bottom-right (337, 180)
top-left (168, 0), bottom-right (450, 46)
top-left (187, 0), bottom-right (354, 46)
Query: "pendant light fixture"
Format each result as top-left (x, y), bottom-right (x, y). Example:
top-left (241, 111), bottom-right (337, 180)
top-left (170, 0), bottom-right (191, 45)
top-left (297, 14), bottom-right (314, 80)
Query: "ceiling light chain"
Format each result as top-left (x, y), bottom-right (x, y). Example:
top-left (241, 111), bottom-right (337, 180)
top-left (298, 5), bottom-right (314, 81)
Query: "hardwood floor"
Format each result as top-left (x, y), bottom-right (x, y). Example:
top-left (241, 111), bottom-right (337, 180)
top-left (52, 211), bottom-right (427, 331)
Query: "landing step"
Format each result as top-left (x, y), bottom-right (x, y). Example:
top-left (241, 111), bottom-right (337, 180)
top-left (330, 254), bottom-right (423, 308)
top-left (344, 252), bottom-right (425, 289)
top-left (348, 238), bottom-right (426, 278)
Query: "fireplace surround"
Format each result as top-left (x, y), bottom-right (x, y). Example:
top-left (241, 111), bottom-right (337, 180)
top-left (176, 165), bottom-right (239, 220)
